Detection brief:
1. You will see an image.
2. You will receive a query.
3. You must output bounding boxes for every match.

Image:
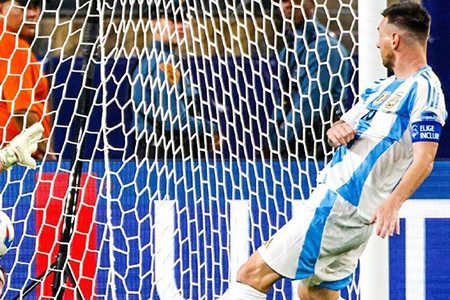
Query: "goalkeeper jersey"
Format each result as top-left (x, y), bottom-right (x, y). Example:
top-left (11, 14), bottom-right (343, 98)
top-left (320, 66), bottom-right (447, 221)
top-left (0, 19), bottom-right (51, 146)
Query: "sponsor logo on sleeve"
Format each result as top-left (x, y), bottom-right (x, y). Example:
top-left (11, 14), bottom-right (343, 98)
top-left (420, 111), bottom-right (438, 121)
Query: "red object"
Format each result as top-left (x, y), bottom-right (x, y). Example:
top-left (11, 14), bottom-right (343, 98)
top-left (35, 172), bottom-right (97, 299)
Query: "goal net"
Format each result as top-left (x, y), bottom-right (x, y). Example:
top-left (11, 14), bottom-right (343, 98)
top-left (0, 0), bottom-right (363, 299)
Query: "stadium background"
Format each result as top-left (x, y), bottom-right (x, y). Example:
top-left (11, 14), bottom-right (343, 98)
top-left (1, 0), bottom-right (449, 299)
top-left (31, 0), bottom-right (450, 159)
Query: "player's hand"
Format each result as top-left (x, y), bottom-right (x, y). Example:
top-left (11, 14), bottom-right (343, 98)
top-left (326, 120), bottom-right (357, 147)
top-left (9, 123), bottom-right (45, 169)
top-left (370, 198), bottom-right (401, 238)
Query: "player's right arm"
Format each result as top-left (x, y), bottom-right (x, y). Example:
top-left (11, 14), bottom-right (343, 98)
top-left (326, 98), bottom-right (367, 147)
top-left (326, 120), bottom-right (357, 147)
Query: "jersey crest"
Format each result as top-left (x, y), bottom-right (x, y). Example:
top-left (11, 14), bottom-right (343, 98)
top-left (372, 91), bottom-right (391, 105)
top-left (384, 91), bottom-right (405, 109)
top-left (158, 63), bottom-right (181, 85)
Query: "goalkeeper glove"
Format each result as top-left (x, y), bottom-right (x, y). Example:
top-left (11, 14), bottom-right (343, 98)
top-left (0, 123), bottom-right (45, 169)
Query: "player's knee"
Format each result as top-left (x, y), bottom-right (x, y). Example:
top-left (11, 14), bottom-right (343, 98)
top-left (236, 258), bottom-right (258, 285)
top-left (236, 251), bottom-right (281, 293)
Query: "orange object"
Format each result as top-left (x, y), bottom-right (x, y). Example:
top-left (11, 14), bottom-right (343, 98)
top-left (0, 19), bottom-right (51, 147)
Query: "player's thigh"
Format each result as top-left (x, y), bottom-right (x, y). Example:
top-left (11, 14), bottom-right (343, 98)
top-left (298, 285), bottom-right (340, 300)
top-left (257, 188), bottom-right (327, 279)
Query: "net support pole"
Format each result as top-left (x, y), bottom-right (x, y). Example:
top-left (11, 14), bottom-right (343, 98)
top-left (358, 1), bottom-right (389, 300)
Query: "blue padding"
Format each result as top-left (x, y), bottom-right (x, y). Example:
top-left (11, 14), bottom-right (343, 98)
top-left (426, 219), bottom-right (450, 299)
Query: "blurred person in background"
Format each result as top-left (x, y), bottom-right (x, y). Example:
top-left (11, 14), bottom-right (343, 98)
top-left (0, 0), bottom-right (54, 160)
top-left (132, 0), bottom-right (220, 159)
top-left (266, 0), bottom-right (349, 160)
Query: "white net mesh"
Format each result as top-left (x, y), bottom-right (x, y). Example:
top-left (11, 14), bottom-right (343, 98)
top-left (0, 0), bottom-right (361, 299)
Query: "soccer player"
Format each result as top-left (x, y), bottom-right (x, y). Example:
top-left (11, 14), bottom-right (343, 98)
top-left (0, 0), bottom-right (54, 160)
top-left (132, 0), bottom-right (220, 159)
top-left (0, 122), bottom-right (44, 172)
top-left (267, 0), bottom-right (349, 159)
top-left (221, 3), bottom-right (447, 299)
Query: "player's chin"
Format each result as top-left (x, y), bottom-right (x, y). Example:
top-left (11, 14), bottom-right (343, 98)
top-left (19, 26), bottom-right (36, 38)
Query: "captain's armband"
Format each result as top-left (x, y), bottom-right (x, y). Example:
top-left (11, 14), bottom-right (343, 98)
top-left (411, 121), bottom-right (442, 143)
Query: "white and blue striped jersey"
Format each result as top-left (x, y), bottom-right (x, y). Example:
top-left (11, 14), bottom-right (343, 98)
top-left (320, 66), bottom-right (447, 221)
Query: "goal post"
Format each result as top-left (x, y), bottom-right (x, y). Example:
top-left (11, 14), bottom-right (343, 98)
top-left (0, 0), bottom-right (393, 299)
top-left (357, 1), bottom-right (389, 300)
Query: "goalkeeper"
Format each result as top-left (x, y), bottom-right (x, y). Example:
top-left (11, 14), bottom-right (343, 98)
top-left (0, 0), bottom-right (53, 160)
top-left (222, 3), bottom-right (446, 300)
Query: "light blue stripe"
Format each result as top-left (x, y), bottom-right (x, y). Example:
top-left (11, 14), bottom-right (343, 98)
top-left (426, 73), bottom-right (436, 108)
top-left (414, 65), bottom-right (431, 78)
top-left (422, 73), bottom-right (433, 106)
top-left (336, 114), bottom-right (410, 206)
top-left (421, 71), bottom-right (441, 110)
top-left (295, 190), bottom-right (337, 279)
top-left (361, 79), bottom-right (386, 102)
top-left (317, 273), bottom-right (353, 290)
top-left (432, 86), bottom-right (437, 108)
top-left (405, 82), bottom-right (418, 116)
top-left (432, 86), bottom-right (438, 109)
top-left (330, 146), bottom-right (347, 168)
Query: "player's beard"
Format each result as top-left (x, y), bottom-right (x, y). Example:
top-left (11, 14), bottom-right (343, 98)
top-left (382, 50), bottom-right (395, 70)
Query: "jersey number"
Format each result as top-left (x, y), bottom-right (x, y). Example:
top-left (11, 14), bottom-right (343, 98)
top-left (361, 110), bottom-right (377, 122)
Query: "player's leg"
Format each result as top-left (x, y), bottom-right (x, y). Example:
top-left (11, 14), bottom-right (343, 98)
top-left (298, 285), bottom-right (340, 300)
top-left (295, 195), bottom-right (374, 300)
top-left (221, 189), bottom-right (325, 299)
top-left (218, 252), bottom-right (282, 299)
top-left (236, 251), bottom-right (283, 293)
top-left (220, 186), bottom-right (344, 299)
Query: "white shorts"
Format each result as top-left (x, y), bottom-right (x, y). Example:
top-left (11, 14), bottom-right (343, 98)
top-left (258, 185), bottom-right (374, 290)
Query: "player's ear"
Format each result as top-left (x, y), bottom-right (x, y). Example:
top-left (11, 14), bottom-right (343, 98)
top-left (392, 32), bottom-right (400, 50)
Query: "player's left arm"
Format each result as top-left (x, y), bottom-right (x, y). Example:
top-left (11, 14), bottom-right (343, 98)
top-left (371, 141), bottom-right (438, 238)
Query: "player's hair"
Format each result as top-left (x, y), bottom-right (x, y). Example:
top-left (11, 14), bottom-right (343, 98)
top-left (382, 2), bottom-right (431, 44)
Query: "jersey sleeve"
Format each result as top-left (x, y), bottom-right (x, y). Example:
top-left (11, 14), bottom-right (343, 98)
top-left (410, 76), bottom-right (447, 143)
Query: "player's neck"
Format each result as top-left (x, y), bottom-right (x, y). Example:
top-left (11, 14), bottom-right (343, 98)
top-left (392, 50), bottom-right (427, 80)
